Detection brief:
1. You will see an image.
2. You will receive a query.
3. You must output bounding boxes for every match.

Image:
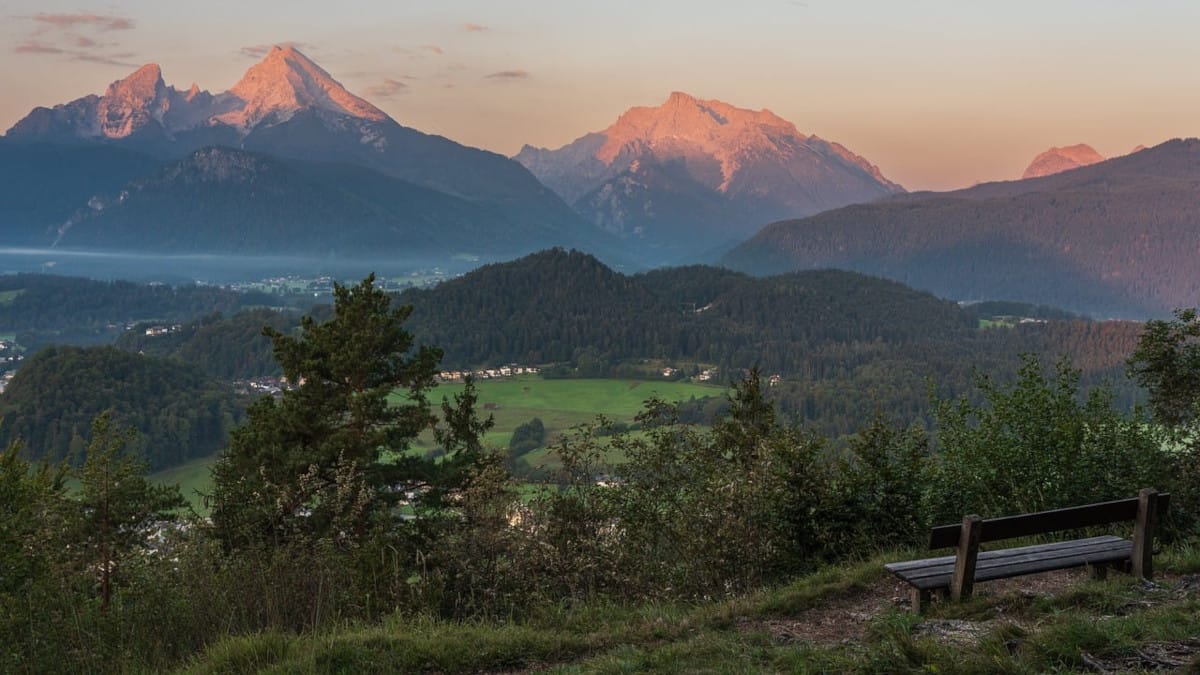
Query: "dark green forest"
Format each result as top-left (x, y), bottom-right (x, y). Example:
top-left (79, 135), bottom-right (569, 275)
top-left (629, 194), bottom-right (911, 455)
top-left (0, 274), bottom-right (276, 349)
top-left (115, 308), bottom-right (301, 379)
top-left (0, 345), bottom-right (243, 470)
top-left (396, 249), bottom-right (1146, 436)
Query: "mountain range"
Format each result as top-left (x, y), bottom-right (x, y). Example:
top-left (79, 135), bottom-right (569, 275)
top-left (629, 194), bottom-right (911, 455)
top-left (2, 46), bottom-right (610, 260)
top-left (514, 92), bottom-right (903, 260)
top-left (724, 139), bottom-right (1200, 317)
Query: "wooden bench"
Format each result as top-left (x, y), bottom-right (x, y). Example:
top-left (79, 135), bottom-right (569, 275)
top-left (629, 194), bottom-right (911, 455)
top-left (885, 488), bottom-right (1170, 611)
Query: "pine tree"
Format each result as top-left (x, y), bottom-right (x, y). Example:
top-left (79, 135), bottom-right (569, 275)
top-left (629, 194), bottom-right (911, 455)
top-left (75, 412), bottom-right (184, 611)
top-left (209, 274), bottom-right (442, 548)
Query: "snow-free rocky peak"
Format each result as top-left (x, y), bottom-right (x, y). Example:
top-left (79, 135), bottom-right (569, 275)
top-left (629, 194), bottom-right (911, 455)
top-left (215, 45), bottom-right (389, 131)
top-left (5, 45), bottom-right (391, 143)
top-left (513, 92), bottom-right (903, 256)
top-left (1021, 144), bottom-right (1105, 179)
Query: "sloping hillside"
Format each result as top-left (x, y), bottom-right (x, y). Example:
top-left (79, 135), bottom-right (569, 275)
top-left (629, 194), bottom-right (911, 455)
top-left (725, 140), bottom-right (1200, 318)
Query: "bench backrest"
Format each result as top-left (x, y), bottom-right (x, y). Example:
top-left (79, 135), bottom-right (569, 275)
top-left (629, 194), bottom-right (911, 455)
top-left (928, 492), bottom-right (1171, 549)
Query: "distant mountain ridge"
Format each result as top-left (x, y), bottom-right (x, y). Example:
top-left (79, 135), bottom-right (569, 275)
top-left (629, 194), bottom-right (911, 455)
top-left (514, 92), bottom-right (902, 259)
top-left (47, 145), bottom-right (581, 256)
top-left (723, 139), bottom-right (1200, 317)
top-left (2, 46), bottom-right (614, 261)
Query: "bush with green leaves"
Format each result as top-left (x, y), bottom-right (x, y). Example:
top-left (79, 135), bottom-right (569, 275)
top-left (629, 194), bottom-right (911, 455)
top-left (529, 370), bottom-right (831, 599)
top-left (928, 355), bottom-right (1176, 526)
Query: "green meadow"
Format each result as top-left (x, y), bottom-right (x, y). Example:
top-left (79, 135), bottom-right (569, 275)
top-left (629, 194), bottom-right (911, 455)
top-left (411, 375), bottom-right (720, 448)
top-left (152, 376), bottom-right (723, 512)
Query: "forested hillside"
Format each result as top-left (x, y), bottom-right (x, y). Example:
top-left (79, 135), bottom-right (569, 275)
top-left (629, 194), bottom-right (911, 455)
top-left (0, 345), bottom-right (243, 470)
top-left (0, 274), bottom-right (275, 349)
top-left (115, 308), bottom-right (301, 379)
top-left (397, 249), bottom-right (1145, 435)
top-left (723, 139), bottom-right (1200, 317)
top-left (397, 249), bottom-right (975, 370)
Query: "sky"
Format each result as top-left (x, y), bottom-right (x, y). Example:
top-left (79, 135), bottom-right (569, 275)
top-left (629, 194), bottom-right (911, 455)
top-left (3, 0), bottom-right (1200, 191)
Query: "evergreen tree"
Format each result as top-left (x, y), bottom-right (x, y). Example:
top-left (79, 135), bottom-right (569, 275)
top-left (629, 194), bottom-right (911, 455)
top-left (73, 412), bottom-right (184, 611)
top-left (209, 274), bottom-right (442, 548)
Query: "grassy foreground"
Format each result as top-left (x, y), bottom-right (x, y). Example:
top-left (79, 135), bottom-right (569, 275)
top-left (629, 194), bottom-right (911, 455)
top-left (178, 543), bottom-right (1200, 674)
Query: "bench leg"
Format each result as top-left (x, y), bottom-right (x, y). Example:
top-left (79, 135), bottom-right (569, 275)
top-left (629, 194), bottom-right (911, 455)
top-left (1090, 562), bottom-right (1108, 580)
top-left (911, 588), bottom-right (930, 613)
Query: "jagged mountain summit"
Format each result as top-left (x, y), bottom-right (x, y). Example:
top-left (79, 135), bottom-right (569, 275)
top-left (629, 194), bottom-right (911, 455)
top-left (1021, 143), bottom-right (1105, 179)
top-left (3, 46), bottom-right (615, 261)
top-left (8, 46), bottom-right (386, 146)
top-left (514, 92), bottom-right (903, 259)
top-left (215, 45), bottom-right (388, 131)
top-left (7, 62), bottom-right (233, 148)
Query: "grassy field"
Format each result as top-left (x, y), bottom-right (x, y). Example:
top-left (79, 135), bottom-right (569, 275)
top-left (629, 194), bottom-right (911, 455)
top-left (409, 375), bottom-right (720, 450)
top-left (0, 289), bottom-right (23, 306)
top-left (152, 376), bottom-right (723, 512)
top-left (149, 455), bottom-right (219, 516)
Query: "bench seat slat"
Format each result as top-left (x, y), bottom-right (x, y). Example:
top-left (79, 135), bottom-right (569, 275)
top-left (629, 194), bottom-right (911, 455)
top-left (885, 535), bottom-right (1124, 573)
top-left (885, 536), bottom-right (1131, 590)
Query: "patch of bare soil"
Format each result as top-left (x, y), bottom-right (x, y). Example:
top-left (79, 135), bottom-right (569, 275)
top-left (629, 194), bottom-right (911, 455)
top-left (740, 577), bottom-right (911, 644)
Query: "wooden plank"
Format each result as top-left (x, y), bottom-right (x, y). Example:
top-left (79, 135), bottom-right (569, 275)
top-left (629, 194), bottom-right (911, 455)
top-left (886, 536), bottom-right (1126, 574)
top-left (903, 538), bottom-right (1130, 582)
top-left (908, 544), bottom-right (1133, 590)
top-left (911, 587), bottom-right (929, 613)
top-left (1132, 488), bottom-right (1158, 579)
top-left (974, 546), bottom-right (1132, 582)
top-left (951, 515), bottom-right (982, 600)
top-left (928, 493), bottom-right (1170, 548)
top-left (886, 537), bottom-right (1131, 589)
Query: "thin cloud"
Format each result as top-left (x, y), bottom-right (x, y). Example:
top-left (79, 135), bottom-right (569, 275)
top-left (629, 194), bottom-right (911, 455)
top-left (463, 23), bottom-right (488, 32)
top-left (14, 12), bottom-right (138, 65)
top-left (485, 69), bottom-right (529, 80)
top-left (32, 12), bottom-right (135, 31)
top-left (363, 78), bottom-right (409, 100)
top-left (72, 52), bottom-right (140, 67)
top-left (14, 41), bottom-right (65, 54)
top-left (420, 44), bottom-right (443, 55)
top-left (239, 41), bottom-right (315, 59)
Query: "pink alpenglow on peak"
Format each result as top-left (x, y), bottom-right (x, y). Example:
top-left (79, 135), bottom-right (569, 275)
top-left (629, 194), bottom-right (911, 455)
top-left (513, 91), bottom-right (902, 254)
top-left (216, 45), bottom-right (389, 131)
top-left (4, 44), bottom-right (392, 144)
top-left (1021, 144), bottom-right (1105, 179)
top-left (95, 63), bottom-right (169, 138)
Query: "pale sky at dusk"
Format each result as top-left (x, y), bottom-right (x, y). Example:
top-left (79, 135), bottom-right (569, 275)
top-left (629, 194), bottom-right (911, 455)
top-left (3, 0), bottom-right (1200, 191)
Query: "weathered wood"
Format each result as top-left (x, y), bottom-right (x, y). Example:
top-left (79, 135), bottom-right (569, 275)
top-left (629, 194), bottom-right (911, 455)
top-left (950, 514), bottom-right (982, 600)
top-left (887, 536), bottom-right (1128, 575)
top-left (1131, 487), bottom-right (1158, 579)
top-left (888, 489), bottom-right (1170, 604)
top-left (928, 493), bottom-right (1171, 548)
top-left (911, 587), bottom-right (929, 613)
top-left (888, 537), bottom-right (1132, 590)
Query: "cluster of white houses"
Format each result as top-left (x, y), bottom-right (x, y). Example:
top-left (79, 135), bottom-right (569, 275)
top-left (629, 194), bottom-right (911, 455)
top-left (437, 365), bottom-right (539, 382)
